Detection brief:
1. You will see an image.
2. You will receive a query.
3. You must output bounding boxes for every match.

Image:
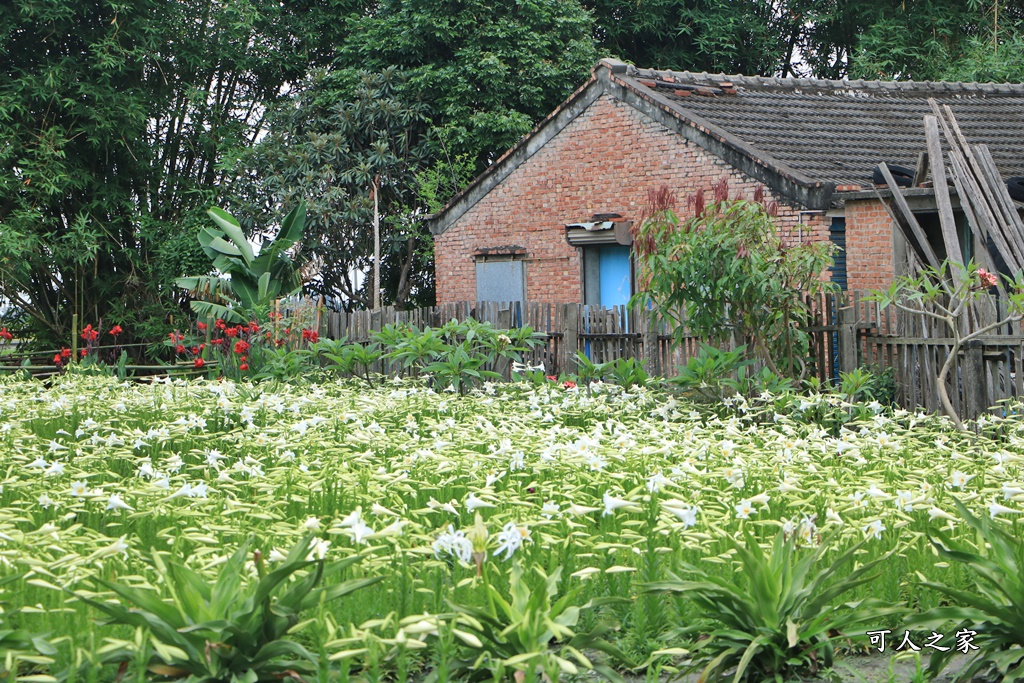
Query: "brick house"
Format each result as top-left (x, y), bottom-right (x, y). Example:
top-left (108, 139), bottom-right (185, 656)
top-left (426, 58), bottom-right (1024, 306)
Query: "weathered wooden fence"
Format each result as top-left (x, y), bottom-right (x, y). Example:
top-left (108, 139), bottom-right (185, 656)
top-left (320, 296), bottom-right (847, 382)
top-left (322, 292), bottom-right (1024, 420)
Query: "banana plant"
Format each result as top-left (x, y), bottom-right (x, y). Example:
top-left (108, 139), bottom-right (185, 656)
top-left (177, 204), bottom-right (306, 323)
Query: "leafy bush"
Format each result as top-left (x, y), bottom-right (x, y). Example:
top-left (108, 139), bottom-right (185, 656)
top-left (75, 535), bottom-right (381, 683)
top-left (632, 183), bottom-right (836, 380)
top-left (669, 344), bottom-right (750, 401)
top-left (177, 204), bottom-right (306, 324)
top-left (440, 563), bottom-right (629, 683)
top-left (838, 366), bottom-right (896, 406)
top-left (910, 497), bottom-right (1024, 682)
top-left (644, 530), bottom-right (900, 682)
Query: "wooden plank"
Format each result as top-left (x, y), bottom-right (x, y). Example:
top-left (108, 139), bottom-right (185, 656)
top-left (877, 164), bottom-right (941, 269)
top-left (964, 341), bottom-right (985, 420)
top-left (924, 115), bottom-right (965, 269)
top-left (975, 144), bottom-right (1024, 267)
top-left (912, 150), bottom-right (929, 186)
top-left (948, 152), bottom-right (1003, 274)
top-left (935, 102), bottom-right (1024, 269)
top-left (1017, 345), bottom-right (1024, 399)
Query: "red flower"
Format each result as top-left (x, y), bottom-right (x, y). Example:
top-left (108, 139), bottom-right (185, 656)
top-left (224, 326), bottom-right (239, 338)
top-left (197, 322), bottom-right (207, 332)
top-left (175, 344), bottom-right (185, 354)
top-left (215, 319), bottom-right (226, 331)
top-left (301, 329), bottom-right (319, 343)
top-left (562, 380), bottom-right (577, 389)
top-left (80, 349), bottom-right (87, 358)
top-left (80, 324), bottom-right (99, 342)
top-left (234, 340), bottom-right (250, 355)
top-left (194, 358), bottom-right (205, 369)
top-left (191, 346), bottom-right (199, 355)
top-left (108, 325), bottom-right (123, 336)
top-left (198, 343), bottom-right (205, 351)
top-left (545, 375), bottom-right (557, 381)
top-left (248, 322), bottom-right (260, 333)
top-left (211, 338), bottom-right (224, 346)
top-left (239, 363), bottom-right (249, 371)
top-left (978, 268), bottom-right (999, 288)
top-left (53, 353), bottom-right (62, 364)
top-left (60, 348), bottom-right (71, 359)
top-left (0, 327), bottom-right (13, 341)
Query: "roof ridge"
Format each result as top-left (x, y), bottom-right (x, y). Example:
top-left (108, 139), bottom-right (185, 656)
top-left (625, 65), bottom-right (1024, 94)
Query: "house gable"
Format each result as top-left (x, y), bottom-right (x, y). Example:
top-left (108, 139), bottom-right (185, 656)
top-left (432, 87), bottom-right (832, 303)
top-left (428, 59), bottom-right (836, 237)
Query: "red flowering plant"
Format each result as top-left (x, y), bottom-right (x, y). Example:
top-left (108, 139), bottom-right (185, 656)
top-left (173, 299), bottom-right (326, 380)
top-left (0, 326), bottom-right (14, 360)
top-left (54, 321), bottom-right (132, 377)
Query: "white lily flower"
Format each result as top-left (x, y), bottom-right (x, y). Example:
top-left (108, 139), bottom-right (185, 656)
top-left (465, 493), bottom-right (495, 511)
top-left (989, 502), bottom-right (1023, 518)
top-left (494, 521), bottom-right (530, 561)
top-left (602, 492), bottom-right (634, 517)
top-left (863, 519), bottom-right (886, 539)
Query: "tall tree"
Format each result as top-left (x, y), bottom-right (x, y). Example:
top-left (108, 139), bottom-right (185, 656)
top-left (240, 69), bottom-right (439, 310)
top-left (0, 0), bottom-right (343, 342)
top-left (584, 0), bottom-right (815, 76)
top-left (337, 0), bottom-right (599, 168)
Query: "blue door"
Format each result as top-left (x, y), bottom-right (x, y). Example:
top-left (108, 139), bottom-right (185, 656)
top-left (598, 245), bottom-right (631, 306)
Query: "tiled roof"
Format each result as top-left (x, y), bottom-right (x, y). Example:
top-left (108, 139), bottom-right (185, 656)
top-left (426, 60), bottom-right (1024, 235)
top-left (624, 66), bottom-right (1024, 187)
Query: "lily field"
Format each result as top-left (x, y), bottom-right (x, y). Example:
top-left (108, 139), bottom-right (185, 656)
top-left (2, 373), bottom-right (1023, 679)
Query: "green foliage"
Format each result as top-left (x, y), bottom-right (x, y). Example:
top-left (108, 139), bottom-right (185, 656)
top-left (632, 190), bottom-right (836, 380)
top-left (0, 0), bottom-right (319, 345)
top-left (838, 366), bottom-right (896, 405)
top-left (645, 530), bottom-right (901, 683)
top-left (419, 319), bottom-right (544, 395)
top-left (0, 574), bottom-right (56, 681)
top-left (177, 204), bottom-right (306, 323)
top-left (670, 343), bottom-right (751, 401)
top-left (337, 0), bottom-right (598, 171)
top-left (74, 535), bottom-right (381, 683)
top-left (605, 357), bottom-right (650, 391)
top-left (910, 497), bottom-right (1024, 682)
top-left (243, 69), bottom-right (436, 309)
top-left (440, 563), bottom-right (628, 683)
top-left (320, 342), bottom-right (383, 387)
top-left (585, 0), bottom-right (810, 76)
top-left (868, 260), bottom-right (1024, 429)
top-left (416, 152), bottom-right (477, 215)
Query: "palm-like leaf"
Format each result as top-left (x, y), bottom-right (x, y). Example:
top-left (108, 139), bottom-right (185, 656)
top-left (644, 530), bottom-right (900, 682)
top-left (73, 535), bottom-right (381, 682)
top-left (177, 204), bottom-right (306, 322)
top-left (908, 497), bottom-right (1024, 682)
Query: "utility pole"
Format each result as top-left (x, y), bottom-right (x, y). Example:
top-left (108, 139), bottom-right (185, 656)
top-left (372, 174), bottom-right (381, 310)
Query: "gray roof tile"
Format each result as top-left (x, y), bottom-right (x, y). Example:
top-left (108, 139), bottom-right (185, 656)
top-left (624, 68), bottom-right (1024, 186)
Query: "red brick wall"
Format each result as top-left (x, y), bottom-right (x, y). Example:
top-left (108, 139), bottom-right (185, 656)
top-left (844, 199), bottom-right (896, 292)
top-left (435, 93), bottom-right (852, 303)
